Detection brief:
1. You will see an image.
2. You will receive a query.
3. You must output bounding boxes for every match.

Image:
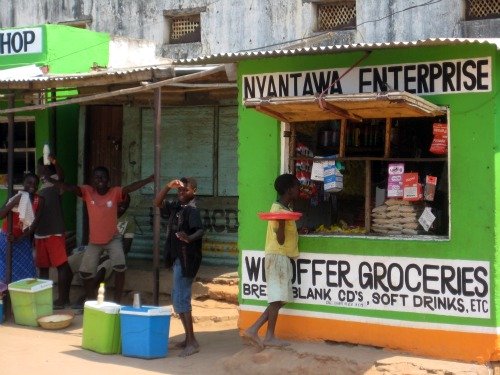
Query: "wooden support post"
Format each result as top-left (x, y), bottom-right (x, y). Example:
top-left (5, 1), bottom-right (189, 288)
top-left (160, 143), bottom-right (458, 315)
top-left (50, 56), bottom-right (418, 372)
top-left (384, 117), bottom-right (392, 158)
top-left (290, 127), bottom-right (297, 174)
top-left (339, 119), bottom-right (347, 157)
top-left (152, 88), bottom-right (162, 306)
top-left (365, 160), bottom-right (372, 233)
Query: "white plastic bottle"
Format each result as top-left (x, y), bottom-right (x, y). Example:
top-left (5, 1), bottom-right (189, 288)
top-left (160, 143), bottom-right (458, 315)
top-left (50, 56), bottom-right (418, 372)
top-left (43, 144), bottom-right (50, 165)
top-left (97, 283), bottom-right (105, 304)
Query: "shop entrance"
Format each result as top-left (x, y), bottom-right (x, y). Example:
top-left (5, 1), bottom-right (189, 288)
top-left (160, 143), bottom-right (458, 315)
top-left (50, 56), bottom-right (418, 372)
top-left (82, 105), bottom-right (123, 244)
top-left (84, 105), bottom-right (123, 185)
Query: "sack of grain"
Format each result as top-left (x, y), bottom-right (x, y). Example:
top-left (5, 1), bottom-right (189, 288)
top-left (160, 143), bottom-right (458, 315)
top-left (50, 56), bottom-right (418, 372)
top-left (400, 216), bottom-right (417, 223)
top-left (399, 205), bottom-right (416, 213)
top-left (402, 228), bottom-right (418, 235)
top-left (387, 230), bottom-right (403, 235)
top-left (386, 211), bottom-right (402, 218)
top-left (403, 222), bottom-right (420, 230)
top-left (387, 205), bottom-right (401, 212)
top-left (385, 199), bottom-right (410, 206)
top-left (372, 205), bottom-right (388, 213)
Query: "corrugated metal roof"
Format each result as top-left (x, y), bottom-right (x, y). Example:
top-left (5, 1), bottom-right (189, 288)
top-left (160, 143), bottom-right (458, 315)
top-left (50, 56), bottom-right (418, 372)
top-left (178, 38), bottom-right (500, 64)
top-left (0, 64), bottom-right (174, 83)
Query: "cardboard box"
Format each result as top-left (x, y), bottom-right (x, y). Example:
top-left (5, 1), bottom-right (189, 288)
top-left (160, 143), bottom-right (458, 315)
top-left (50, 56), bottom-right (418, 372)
top-left (403, 173), bottom-right (422, 201)
top-left (387, 163), bottom-right (404, 198)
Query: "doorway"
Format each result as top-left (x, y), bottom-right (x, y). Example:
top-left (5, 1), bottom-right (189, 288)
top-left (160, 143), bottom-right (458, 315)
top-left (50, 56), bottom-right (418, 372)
top-left (82, 105), bottom-right (123, 244)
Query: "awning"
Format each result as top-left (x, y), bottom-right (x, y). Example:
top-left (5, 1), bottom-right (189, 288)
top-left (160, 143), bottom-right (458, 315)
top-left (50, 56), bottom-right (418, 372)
top-left (244, 91), bottom-right (446, 122)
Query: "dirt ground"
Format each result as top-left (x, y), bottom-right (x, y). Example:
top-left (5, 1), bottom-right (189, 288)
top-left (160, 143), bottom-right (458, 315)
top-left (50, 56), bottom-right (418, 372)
top-left (0, 276), bottom-right (493, 375)
top-left (0, 296), bottom-right (492, 375)
top-left (0, 301), bottom-right (243, 375)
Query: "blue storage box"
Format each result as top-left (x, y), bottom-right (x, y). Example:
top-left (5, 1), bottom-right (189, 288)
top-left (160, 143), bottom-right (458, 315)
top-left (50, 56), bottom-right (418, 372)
top-left (120, 305), bottom-right (171, 359)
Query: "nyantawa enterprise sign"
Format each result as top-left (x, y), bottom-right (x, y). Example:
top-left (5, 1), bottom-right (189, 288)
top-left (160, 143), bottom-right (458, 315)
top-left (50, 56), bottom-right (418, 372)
top-left (242, 57), bottom-right (491, 101)
top-left (241, 250), bottom-right (490, 319)
top-left (0, 27), bottom-right (43, 56)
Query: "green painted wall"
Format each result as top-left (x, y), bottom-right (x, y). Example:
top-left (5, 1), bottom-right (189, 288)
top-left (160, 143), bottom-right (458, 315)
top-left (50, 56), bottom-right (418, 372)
top-left (0, 24), bottom-right (110, 230)
top-left (237, 43), bottom-right (500, 328)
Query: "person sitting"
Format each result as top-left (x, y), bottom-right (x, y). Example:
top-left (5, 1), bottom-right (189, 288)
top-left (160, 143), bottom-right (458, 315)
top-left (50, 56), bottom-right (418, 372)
top-left (46, 166), bottom-right (153, 303)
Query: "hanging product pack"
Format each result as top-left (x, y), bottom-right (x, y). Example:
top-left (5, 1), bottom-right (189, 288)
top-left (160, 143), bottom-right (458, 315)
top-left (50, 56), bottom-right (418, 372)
top-left (429, 123), bottom-right (448, 155)
top-left (323, 163), bottom-right (343, 193)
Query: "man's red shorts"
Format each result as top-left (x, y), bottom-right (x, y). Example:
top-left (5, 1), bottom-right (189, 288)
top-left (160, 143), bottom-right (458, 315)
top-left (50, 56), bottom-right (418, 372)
top-left (35, 236), bottom-right (68, 268)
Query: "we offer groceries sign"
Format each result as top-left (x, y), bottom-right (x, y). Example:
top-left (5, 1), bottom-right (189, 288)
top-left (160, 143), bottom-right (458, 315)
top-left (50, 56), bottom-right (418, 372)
top-left (241, 250), bottom-right (490, 319)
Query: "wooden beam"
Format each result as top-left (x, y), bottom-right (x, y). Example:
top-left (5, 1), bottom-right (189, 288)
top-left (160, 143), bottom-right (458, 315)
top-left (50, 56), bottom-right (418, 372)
top-left (317, 97), bottom-right (362, 122)
top-left (0, 78), bottom-right (235, 115)
top-left (255, 105), bottom-right (290, 123)
top-left (339, 119), bottom-right (347, 157)
top-left (384, 117), bottom-right (391, 158)
top-left (365, 160), bottom-right (372, 233)
top-left (0, 68), bottom-right (175, 90)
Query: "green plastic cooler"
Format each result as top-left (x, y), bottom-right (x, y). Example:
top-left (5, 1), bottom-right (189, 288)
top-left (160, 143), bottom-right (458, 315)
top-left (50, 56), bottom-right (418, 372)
top-left (82, 301), bottom-right (121, 354)
top-left (8, 278), bottom-right (53, 327)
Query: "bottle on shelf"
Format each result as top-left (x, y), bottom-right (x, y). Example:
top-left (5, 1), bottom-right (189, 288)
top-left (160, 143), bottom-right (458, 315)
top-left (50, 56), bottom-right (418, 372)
top-left (97, 283), bottom-right (105, 304)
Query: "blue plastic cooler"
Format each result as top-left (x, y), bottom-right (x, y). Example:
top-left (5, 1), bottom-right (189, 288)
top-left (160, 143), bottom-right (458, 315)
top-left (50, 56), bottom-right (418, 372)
top-left (120, 305), bottom-right (171, 358)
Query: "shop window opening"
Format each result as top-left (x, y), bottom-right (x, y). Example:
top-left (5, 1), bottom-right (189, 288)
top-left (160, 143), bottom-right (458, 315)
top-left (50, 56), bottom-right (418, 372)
top-left (288, 115), bottom-right (449, 239)
top-left (465, 0), bottom-right (500, 20)
top-left (0, 117), bottom-right (36, 187)
top-left (317, 1), bottom-right (356, 31)
top-left (166, 13), bottom-right (201, 44)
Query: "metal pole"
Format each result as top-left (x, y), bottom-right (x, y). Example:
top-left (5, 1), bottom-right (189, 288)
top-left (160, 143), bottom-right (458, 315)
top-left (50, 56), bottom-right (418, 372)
top-left (5, 93), bottom-right (15, 320)
top-left (152, 88), bottom-right (162, 305)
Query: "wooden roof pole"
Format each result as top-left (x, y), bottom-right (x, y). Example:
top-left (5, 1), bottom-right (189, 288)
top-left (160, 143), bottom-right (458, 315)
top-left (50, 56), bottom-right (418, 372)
top-left (153, 88), bottom-right (162, 306)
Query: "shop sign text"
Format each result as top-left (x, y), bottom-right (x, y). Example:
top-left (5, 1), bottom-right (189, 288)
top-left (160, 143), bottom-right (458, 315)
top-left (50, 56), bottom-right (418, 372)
top-left (0, 27), bottom-right (43, 56)
top-left (242, 57), bottom-right (491, 100)
top-left (241, 250), bottom-right (490, 319)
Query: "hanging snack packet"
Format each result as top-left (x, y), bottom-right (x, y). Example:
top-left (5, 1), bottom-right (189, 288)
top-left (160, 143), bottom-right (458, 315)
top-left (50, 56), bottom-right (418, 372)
top-left (424, 175), bottom-right (437, 201)
top-left (295, 143), bottom-right (316, 199)
top-left (429, 123), bottom-right (448, 155)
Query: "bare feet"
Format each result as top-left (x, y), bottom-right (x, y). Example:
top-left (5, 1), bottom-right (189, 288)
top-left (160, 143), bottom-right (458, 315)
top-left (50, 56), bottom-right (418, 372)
top-left (263, 337), bottom-right (291, 347)
top-left (179, 341), bottom-right (199, 357)
top-left (169, 340), bottom-right (186, 349)
top-left (241, 330), bottom-right (264, 349)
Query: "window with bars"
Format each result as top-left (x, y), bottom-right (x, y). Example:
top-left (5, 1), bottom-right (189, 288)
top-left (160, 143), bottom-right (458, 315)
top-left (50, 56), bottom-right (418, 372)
top-left (0, 117), bottom-right (36, 186)
top-left (465, 0), bottom-right (500, 20)
top-left (169, 14), bottom-right (201, 44)
top-left (317, 1), bottom-right (356, 31)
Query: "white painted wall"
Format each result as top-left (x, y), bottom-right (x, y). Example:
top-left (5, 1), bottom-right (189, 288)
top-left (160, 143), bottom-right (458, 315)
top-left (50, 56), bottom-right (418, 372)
top-left (0, 0), bottom-right (498, 60)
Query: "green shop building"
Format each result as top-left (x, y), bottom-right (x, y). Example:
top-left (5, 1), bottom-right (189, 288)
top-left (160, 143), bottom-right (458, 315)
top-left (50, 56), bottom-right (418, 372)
top-left (0, 24), bottom-right (110, 231)
top-left (202, 38), bottom-right (499, 363)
